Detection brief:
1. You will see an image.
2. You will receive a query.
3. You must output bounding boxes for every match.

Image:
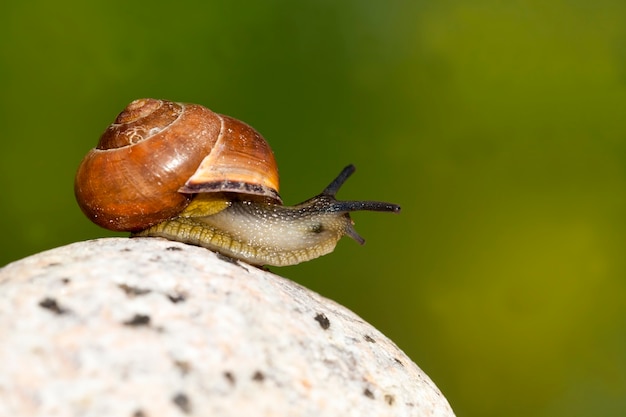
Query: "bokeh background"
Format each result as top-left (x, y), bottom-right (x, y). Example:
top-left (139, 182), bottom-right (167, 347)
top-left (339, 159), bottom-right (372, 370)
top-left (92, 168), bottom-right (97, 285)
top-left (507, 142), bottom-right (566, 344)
top-left (2, 0), bottom-right (625, 415)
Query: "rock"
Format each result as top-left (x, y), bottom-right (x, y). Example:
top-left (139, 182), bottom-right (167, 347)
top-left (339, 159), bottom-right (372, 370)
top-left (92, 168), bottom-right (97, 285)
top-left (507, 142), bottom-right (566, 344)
top-left (0, 237), bottom-right (455, 417)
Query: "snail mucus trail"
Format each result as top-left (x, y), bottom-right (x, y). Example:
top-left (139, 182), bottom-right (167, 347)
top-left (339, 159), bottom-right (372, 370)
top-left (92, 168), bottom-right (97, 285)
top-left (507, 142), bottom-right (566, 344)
top-left (74, 98), bottom-right (401, 267)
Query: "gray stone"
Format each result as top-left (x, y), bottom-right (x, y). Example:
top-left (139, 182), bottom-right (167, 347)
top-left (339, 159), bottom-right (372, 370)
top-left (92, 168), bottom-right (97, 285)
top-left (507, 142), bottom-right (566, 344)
top-left (0, 238), bottom-right (455, 417)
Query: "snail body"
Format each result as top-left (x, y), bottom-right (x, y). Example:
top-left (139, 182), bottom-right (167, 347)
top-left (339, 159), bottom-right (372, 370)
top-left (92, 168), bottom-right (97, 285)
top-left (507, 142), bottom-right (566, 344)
top-left (75, 99), bottom-right (400, 266)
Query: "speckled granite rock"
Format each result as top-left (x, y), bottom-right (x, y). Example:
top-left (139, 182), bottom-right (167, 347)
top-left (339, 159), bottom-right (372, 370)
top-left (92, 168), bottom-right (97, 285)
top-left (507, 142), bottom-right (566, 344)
top-left (0, 237), bottom-right (455, 417)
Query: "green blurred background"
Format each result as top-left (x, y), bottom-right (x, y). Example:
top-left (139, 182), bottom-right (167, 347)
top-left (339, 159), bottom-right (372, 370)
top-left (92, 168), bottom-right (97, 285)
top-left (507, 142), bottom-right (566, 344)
top-left (1, 0), bottom-right (625, 415)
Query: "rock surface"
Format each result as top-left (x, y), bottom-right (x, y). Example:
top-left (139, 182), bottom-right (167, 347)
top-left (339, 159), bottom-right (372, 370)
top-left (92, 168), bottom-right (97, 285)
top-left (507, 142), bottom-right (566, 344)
top-left (0, 237), bottom-right (455, 417)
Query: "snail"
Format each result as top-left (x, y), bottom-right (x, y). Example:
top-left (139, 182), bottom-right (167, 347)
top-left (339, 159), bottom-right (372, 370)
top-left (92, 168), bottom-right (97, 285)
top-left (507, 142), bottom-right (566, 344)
top-left (75, 98), bottom-right (400, 266)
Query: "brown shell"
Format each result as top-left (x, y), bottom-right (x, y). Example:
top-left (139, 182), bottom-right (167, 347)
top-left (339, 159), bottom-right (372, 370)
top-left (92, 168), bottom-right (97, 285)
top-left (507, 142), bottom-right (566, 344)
top-left (75, 98), bottom-right (280, 232)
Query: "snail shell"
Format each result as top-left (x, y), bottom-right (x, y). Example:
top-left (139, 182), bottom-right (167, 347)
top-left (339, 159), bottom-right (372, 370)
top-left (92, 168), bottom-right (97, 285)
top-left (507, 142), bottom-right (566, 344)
top-left (74, 98), bottom-right (280, 231)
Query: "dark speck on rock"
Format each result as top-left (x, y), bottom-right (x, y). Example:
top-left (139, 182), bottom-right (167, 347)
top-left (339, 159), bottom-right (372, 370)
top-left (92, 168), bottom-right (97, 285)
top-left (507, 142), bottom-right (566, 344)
top-left (224, 371), bottom-right (236, 385)
top-left (252, 370), bottom-right (265, 382)
top-left (38, 297), bottom-right (69, 315)
top-left (118, 283), bottom-right (152, 297)
top-left (123, 314), bottom-right (151, 327)
top-left (217, 253), bottom-right (239, 264)
top-left (314, 313), bottom-right (330, 330)
top-left (172, 392), bottom-right (191, 414)
top-left (167, 292), bottom-right (187, 303)
top-left (173, 359), bottom-right (192, 376)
